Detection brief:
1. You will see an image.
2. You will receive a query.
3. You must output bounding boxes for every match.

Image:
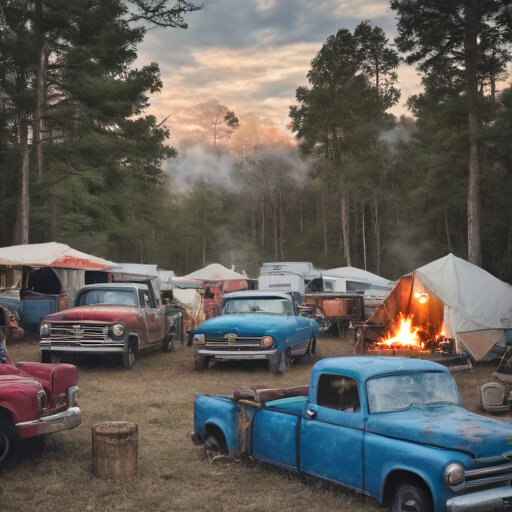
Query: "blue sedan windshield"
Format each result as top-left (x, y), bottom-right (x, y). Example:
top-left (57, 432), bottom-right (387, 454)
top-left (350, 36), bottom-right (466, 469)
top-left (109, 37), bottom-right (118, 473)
top-left (224, 298), bottom-right (294, 316)
top-left (367, 372), bottom-right (459, 413)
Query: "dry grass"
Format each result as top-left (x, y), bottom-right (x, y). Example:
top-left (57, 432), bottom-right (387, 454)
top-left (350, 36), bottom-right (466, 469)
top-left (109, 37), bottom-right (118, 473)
top-left (0, 335), bottom-right (503, 512)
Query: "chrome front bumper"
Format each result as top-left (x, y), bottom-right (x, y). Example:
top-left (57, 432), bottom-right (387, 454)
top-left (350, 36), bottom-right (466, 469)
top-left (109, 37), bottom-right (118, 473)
top-left (40, 341), bottom-right (124, 354)
top-left (446, 486), bottom-right (512, 512)
top-left (16, 406), bottom-right (82, 436)
top-left (195, 348), bottom-right (278, 360)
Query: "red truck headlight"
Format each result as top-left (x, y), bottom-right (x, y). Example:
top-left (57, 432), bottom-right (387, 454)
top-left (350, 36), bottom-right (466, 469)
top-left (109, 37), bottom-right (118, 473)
top-left (109, 323), bottom-right (126, 340)
top-left (40, 322), bottom-right (51, 336)
top-left (37, 390), bottom-right (47, 414)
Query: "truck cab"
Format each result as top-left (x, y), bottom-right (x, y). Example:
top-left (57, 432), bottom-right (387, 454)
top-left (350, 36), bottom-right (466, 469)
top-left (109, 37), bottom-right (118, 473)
top-left (192, 356), bottom-right (512, 512)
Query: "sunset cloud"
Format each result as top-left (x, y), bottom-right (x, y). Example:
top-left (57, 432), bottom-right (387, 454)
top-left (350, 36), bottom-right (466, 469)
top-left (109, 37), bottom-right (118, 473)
top-left (136, 0), bottom-right (421, 145)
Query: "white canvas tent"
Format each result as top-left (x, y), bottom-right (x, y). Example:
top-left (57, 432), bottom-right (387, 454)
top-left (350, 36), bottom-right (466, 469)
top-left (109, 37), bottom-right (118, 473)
top-left (183, 263), bottom-right (247, 281)
top-left (367, 254), bottom-right (512, 361)
top-left (321, 266), bottom-right (393, 287)
top-left (0, 242), bottom-right (118, 270)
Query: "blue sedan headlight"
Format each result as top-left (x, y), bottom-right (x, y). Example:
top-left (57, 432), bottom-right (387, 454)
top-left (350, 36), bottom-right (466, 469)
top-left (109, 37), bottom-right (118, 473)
top-left (260, 336), bottom-right (274, 348)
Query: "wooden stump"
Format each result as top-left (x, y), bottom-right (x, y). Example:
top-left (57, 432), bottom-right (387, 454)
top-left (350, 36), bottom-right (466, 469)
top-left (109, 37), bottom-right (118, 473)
top-left (92, 422), bottom-right (138, 480)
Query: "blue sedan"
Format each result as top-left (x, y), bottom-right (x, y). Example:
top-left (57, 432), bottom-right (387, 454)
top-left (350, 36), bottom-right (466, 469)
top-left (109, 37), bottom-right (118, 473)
top-left (189, 291), bottom-right (319, 372)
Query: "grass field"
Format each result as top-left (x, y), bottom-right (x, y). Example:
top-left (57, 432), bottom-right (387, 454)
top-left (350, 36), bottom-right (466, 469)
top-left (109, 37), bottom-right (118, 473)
top-left (0, 335), bottom-right (502, 512)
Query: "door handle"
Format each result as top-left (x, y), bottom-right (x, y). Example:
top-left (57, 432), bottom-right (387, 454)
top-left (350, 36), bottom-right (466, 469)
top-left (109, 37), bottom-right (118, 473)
top-left (306, 408), bottom-right (317, 419)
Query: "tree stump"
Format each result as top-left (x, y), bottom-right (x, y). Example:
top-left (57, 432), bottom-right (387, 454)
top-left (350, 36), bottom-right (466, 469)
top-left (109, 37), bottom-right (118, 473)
top-left (92, 422), bottom-right (138, 480)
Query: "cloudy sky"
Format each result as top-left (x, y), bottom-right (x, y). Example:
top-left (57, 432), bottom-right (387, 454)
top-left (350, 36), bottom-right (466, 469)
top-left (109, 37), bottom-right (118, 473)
top-left (136, 0), bottom-right (423, 146)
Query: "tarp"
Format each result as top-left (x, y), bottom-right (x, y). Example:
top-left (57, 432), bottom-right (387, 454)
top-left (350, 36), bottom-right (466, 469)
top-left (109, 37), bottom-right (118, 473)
top-left (321, 266), bottom-right (394, 287)
top-left (0, 242), bottom-right (119, 270)
top-left (367, 254), bottom-right (512, 361)
top-left (183, 263), bottom-right (247, 281)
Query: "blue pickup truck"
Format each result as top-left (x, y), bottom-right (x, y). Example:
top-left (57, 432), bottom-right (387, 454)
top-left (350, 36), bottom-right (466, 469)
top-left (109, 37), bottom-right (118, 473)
top-left (192, 356), bottom-right (512, 512)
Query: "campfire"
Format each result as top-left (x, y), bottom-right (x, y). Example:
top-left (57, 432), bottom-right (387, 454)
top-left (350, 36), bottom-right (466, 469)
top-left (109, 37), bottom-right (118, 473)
top-left (368, 312), bottom-right (453, 355)
top-left (376, 313), bottom-right (426, 351)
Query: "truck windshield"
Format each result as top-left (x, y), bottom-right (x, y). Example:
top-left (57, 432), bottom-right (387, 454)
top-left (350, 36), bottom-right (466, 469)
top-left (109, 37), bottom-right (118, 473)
top-left (77, 289), bottom-right (137, 307)
top-left (224, 298), bottom-right (294, 316)
top-left (367, 372), bottom-right (459, 414)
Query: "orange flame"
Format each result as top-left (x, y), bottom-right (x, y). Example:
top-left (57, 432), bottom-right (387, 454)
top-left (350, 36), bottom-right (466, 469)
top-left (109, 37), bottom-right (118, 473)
top-left (377, 313), bottom-right (425, 350)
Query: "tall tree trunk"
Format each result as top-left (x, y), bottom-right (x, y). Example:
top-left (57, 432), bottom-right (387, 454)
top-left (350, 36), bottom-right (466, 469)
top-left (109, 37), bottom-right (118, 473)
top-left (322, 197), bottom-right (328, 264)
top-left (261, 197), bottom-right (265, 249)
top-left (18, 120), bottom-right (30, 244)
top-left (444, 209), bottom-right (453, 253)
top-left (34, 0), bottom-right (45, 180)
top-left (362, 200), bottom-right (367, 271)
top-left (372, 182), bottom-right (380, 275)
top-left (465, 0), bottom-right (482, 266)
top-left (341, 191), bottom-right (351, 266)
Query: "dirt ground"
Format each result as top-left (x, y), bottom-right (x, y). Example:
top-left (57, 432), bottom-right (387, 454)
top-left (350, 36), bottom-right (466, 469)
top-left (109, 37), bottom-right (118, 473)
top-left (0, 335), bottom-right (506, 512)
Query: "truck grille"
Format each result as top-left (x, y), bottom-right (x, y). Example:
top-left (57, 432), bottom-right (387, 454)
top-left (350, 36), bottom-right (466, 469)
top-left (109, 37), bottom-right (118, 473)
top-left (49, 323), bottom-right (109, 342)
top-left (465, 461), bottom-right (512, 488)
top-left (206, 336), bottom-right (261, 349)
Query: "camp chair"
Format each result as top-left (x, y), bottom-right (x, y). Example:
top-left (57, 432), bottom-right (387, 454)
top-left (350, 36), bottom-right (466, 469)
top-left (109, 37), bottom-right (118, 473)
top-left (481, 382), bottom-right (509, 413)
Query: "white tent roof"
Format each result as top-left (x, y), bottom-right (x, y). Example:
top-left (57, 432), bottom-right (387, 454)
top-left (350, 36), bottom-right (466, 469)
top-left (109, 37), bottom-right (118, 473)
top-left (0, 242), bottom-right (119, 270)
top-left (322, 266), bottom-right (393, 286)
top-left (416, 253), bottom-right (512, 334)
top-left (183, 263), bottom-right (246, 281)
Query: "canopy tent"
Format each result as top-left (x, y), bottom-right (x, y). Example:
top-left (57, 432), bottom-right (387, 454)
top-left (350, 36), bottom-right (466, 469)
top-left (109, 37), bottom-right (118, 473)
top-left (321, 266), bottom-right (393, 287)
top-left (183, 263), bottom-right (247, 281)
top-left (0, 242), bottom-right (119, 270)
top-left (366, 254), bottom-right (512, 361)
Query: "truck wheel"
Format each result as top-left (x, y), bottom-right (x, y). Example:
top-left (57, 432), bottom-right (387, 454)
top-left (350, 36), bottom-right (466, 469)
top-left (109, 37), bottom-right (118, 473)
top-left (161, 334), bottom-right (174, 353)
top-left (121, 343), bottom-right (135, 369)
top-left (204, 435), bottom-right (227, 456)
top-left (41, 351), bottom-right (52, 364)
top-left (0, 414), bottom-right (18, 470)
top-left (194, 354), bottom-right (209, 371)
top-left (392, 481), bottom-right (432, 512)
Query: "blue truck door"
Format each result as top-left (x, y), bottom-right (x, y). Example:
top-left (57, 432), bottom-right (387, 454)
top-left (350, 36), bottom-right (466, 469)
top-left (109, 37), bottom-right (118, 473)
top-left (300, 374), bottom-right (364, 490)
top-left (252, 408), bottom-right (300, 470)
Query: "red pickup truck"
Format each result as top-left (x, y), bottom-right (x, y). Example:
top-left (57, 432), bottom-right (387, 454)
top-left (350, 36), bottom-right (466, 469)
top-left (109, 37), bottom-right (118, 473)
top-left (39, 283), bottom-right (174, 368)
top-left (0, 335), bottom-right (81, 469)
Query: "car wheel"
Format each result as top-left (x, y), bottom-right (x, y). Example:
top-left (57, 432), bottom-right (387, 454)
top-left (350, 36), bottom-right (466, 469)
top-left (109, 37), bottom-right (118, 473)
top-left (41, 351), bottom-right (52, 364)
top-left (204, 435), bottom-right (227, 457)
top-left (122, 343), bottom-right (135, 369)
top-left (194, 354), bottom-right (209, 371)
top-left (310, 335), bottom-right (317, 355)
top-left (0, 414), bottom-right (18, 470)
top-left (162, 334), bottom-right (174, 353)
top-left (392, 481), bottom-right (433, 512)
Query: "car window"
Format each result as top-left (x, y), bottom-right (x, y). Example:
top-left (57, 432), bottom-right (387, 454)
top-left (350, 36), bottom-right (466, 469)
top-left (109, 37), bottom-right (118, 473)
top-left (366, 372), bottom-right (459, 413)
top-left (224, 298), bottom-right (294, 315)
top-left (77, 289), bottom-right (137, 306)
top-left (138, 290), bottom-right (152, 308)
top-left (317, 374), bottom-right (361, 413)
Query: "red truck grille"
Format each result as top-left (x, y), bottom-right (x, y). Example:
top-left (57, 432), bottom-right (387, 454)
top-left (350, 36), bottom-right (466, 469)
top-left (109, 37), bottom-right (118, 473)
top-left (49, 323), bottom-right (108, 341)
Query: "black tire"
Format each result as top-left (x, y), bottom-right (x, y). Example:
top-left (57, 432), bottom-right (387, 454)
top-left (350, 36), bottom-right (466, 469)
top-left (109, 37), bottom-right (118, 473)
top-left (203, 435), bottom-right (228, 456)
top-left (121, 342), bottom-right (135, 369)
top-left (392, 481), bottom-right (433, 512)
top-left (310, 336), bottom-right (317, 355)
top-left (0, 414), bottom-right (19, 470)
top-left (41, 351), bottom-right (52, 364)
top-left (194, 354), bottom-right (209, 371)
top-left (162, 334), bottom-right (174, 353)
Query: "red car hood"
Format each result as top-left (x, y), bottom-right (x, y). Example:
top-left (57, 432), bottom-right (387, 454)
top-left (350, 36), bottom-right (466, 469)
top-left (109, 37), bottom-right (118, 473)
top-left (44, 305), bottom-right (139, 323)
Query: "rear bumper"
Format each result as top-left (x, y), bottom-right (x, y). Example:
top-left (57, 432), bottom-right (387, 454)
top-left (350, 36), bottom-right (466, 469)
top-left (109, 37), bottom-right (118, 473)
top-left (446, 485), bottom-right (512, 512)
top-left (190, 430), bottom-right (203, 446)
top-left (195, 348), bottom-right (278, 361)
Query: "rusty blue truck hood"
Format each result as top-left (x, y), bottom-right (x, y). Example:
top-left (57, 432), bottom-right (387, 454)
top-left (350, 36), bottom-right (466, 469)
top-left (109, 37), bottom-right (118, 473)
top-left (367, 404), bottom-right (512, 458)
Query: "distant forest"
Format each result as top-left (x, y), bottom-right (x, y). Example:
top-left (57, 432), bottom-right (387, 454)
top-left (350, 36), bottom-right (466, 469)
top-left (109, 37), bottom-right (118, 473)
top-left (0, 1), bottom-right (511, 281)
